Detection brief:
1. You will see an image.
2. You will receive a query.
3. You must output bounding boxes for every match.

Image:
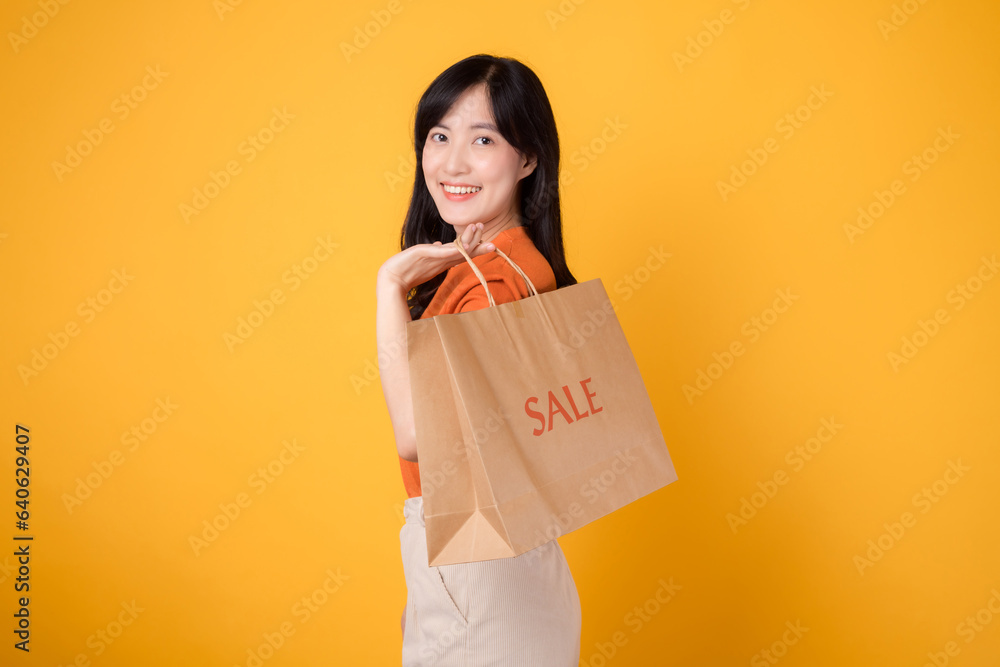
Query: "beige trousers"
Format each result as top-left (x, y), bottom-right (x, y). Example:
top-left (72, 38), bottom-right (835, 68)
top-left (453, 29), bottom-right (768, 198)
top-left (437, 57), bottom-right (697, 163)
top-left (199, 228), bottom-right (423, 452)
top-left (400, 495), bottom-right (582, 666)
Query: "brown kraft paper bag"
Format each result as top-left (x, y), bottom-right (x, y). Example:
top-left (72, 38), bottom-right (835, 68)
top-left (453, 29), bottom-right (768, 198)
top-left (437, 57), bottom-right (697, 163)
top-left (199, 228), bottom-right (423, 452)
top-left (407, 235), bottom-right (677, 566)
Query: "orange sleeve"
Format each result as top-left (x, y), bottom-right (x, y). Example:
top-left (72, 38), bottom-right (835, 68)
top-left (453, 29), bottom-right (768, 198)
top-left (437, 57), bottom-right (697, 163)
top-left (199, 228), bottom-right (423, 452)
top-left (456, 277), bottom-right (519, 313)
top-left (399, 456), bottom-right (421, 498)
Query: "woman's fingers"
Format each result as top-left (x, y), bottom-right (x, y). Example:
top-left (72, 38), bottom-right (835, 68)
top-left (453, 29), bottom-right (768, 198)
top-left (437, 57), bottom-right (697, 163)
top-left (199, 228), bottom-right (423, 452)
top-left (443, 223), bottom-right (496, 258)
top-left (466, 223), bottom-right (482, 250)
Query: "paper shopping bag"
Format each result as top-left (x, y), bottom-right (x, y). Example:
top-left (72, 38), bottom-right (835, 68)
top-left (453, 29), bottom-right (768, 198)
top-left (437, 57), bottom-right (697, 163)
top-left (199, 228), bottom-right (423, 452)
top-left (407, 237), bottom-right (678, 566)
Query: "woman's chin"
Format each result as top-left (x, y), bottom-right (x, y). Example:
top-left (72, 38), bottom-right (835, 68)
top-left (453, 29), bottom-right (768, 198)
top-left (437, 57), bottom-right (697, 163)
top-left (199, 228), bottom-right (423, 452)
top-left (442, 217), bottom-right (485, 229)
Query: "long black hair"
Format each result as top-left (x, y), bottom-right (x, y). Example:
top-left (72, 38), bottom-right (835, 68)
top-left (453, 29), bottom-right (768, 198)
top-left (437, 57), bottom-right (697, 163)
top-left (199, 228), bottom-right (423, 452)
top-left (400, 53), bottom-right (577, 320)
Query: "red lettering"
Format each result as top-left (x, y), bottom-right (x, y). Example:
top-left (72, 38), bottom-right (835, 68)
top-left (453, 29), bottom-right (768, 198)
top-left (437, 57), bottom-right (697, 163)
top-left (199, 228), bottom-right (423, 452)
top-left (581, 377), bottom-right (602, 414)
top-left (525, 396), bottom-right (545, 436)
top-left (562, 384), bottom-right (590, 420)
top-left (546, 389), bottom-right (574, 431)
top-left (525, 378), bottom-right (602, 436)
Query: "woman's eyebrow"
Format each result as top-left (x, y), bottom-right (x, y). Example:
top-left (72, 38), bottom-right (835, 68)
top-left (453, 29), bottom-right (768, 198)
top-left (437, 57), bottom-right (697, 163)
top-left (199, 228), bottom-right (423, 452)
top-left (432, 122), bottom-right (499, 131)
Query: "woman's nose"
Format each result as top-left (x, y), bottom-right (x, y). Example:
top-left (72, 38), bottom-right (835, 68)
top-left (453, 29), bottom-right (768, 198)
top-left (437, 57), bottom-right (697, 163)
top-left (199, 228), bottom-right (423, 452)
top-left (443, 142), bottom-right (470, 174)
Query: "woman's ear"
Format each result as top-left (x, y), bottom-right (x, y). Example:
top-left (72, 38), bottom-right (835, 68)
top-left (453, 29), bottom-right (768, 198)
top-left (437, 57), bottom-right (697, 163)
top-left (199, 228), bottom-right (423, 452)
top-left (519, 152), bottom-right (538, 180)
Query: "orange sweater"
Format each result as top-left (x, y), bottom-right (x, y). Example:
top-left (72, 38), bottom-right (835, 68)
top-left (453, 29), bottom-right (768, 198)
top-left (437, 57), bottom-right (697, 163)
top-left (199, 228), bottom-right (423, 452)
top-left (398, 224), bottom-right (557, 498)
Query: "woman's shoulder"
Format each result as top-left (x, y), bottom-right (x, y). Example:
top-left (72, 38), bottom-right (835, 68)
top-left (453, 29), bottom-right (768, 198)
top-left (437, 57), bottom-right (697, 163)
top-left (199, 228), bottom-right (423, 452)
top-left (480, 225), bottom-right (556, 291)
top-left (428, 226), bottom-right (556, 316)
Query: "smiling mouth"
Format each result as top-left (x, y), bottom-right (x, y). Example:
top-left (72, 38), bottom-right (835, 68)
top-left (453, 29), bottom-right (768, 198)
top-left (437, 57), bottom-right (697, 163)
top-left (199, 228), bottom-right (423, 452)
top-left (442, 184), bottom-right (482, 194)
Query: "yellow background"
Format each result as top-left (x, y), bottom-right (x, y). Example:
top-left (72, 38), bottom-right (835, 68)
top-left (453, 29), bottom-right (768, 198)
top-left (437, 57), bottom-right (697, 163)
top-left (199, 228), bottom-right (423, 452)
top-left (1, 0), bottom-right (998, 665)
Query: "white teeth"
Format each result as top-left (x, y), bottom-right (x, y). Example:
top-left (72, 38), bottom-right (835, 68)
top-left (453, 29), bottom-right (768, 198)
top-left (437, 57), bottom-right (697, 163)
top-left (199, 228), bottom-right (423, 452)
top-left (443, 184), bottom-right (482, 194)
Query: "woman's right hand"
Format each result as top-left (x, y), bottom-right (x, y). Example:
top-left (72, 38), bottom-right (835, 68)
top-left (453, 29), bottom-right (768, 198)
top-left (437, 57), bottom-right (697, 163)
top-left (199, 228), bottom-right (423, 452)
top-left (377, 222), bottom-right (495, 294)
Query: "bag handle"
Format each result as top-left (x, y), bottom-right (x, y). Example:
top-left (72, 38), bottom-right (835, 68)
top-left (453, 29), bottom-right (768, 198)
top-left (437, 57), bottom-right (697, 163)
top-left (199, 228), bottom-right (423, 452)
top-left (452, 232), bottom-right (539, 307)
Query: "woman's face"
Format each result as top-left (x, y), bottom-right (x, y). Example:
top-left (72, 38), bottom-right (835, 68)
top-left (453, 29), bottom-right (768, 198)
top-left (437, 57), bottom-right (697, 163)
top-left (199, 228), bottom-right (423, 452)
top-left (422, 83), bottom-right (536, 232)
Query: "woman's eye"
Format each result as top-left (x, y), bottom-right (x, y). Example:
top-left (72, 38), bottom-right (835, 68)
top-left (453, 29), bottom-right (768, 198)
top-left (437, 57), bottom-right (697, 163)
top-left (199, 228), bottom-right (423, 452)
top-left (431, 132), bottom-right (446, 142)
top-left (476, 136), bottom-right (493, 145)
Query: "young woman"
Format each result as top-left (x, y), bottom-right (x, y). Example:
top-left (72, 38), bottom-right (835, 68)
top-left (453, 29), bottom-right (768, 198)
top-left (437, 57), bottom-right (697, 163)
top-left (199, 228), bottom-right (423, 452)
top-left (376, 54), bottom-right (582, 665)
